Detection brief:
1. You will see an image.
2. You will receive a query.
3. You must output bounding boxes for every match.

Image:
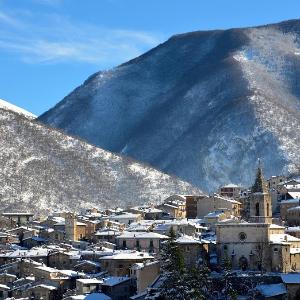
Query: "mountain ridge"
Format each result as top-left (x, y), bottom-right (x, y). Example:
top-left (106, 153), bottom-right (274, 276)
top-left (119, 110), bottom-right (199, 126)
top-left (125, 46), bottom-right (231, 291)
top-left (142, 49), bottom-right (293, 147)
top-left (40, 19), bottom-right (300, 192)
top-left (0, 103), bottom-right (203, 215)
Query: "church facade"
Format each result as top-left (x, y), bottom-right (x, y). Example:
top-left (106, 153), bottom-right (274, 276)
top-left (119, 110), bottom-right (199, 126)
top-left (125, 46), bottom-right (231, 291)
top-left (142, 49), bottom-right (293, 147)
top-left (216, 165), bottom-right (300, 272)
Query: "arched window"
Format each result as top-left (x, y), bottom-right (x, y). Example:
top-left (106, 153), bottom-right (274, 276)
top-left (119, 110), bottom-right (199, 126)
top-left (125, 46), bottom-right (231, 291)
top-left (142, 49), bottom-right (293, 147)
top-left (267, 203), bottom-right (269, 217)
top-left (255, 202), bottom-right (260, 216)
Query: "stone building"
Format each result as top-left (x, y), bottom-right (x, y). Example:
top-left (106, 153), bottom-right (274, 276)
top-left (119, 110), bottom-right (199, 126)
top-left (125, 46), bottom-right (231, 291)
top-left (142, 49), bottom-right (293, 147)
top-left (116, 231), bottom-right (169, 253)
top-left (157, 195), bottom-right (186, 219)
top-left (65, 213), bottom-right (87, 241)
top-left (65, 213), bottom-right (77, 241)
top-left (100, 252), bottom-right (154, 276)
top-left (286, 206), bottom-right (300, 226)
top-left (216, 222), bottom-right (300, 272)
top-left (185, 195), bottom-right (202, 219)
top-left (216, 165), bottom-right (300, 273)
top-left (130, 261), bottom-right (160, 294)
top-left (109, 213), bottom-right (142, 226)
top-left (76, 278), bottom-right (102, 294)
top-left (2, 212), bottom-right (34, 226)
top-left (219, 184), bottom-right (243, 199)
top-left (197, 194), bottom-right (241, 219)
top-left (280, 199), bottom-right (300, 221)
top-left (175, 235), bottom-right (209, 267)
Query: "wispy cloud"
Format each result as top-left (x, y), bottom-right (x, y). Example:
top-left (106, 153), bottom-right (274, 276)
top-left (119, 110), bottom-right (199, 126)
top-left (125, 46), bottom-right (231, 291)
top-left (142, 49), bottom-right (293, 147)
top-left (0, 11), bottom-right (22, 27)
top-left (0, 9), bottom-right (163, 66)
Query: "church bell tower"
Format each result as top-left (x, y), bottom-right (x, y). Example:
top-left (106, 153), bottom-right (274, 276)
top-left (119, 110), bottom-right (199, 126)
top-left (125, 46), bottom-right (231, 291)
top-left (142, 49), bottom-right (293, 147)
top-left (249, 161), bottom-right (272, 224)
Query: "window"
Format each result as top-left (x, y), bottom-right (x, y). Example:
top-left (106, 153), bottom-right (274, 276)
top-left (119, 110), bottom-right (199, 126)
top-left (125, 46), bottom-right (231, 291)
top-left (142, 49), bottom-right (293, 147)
top-left (123, 240), bottom-right (126, 248)
top-left (136, 240), bottom-right (140, 248)
top-left (239, 232), bottom-right (247, 241)
top-left (224, 245), bottom-right (228, 250)
top-left (274, 248), bottom-right (278, 253)
top-left (267, 203), bottom-right (269, 217)
top-left (149, 240), bottom-right (154, 248)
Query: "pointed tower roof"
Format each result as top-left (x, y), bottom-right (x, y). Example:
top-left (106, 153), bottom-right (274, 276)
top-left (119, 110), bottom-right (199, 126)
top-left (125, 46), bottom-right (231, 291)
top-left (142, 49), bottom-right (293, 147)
top-left (251, 159), bottom-right (268, 193)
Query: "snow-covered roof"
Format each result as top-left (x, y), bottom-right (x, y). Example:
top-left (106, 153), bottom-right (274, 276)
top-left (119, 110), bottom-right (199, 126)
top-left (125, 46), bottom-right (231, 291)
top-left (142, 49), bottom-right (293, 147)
top-left (110, 213), bottom-right (141, 219)
top-left (205, 211), bottom-right (226, 218)
top-left (0, 248), bottom-right (50, 258)
top-left (280, 199), bottom-right (300, 204)
top-left (269, 234), bottom-right (300, 244)
top-left (53, 220), bottom-right (87, 226)
top-left (102, 276), bottom-right (130, 286)
top-left (175, 235), bottom-right (202, 244)
top-left (100, 251), bottom-right (154, 261)
top-left (127, 223), bottom-right (152, 231)
top-left (290, 248), bottom-right (300, 254)
top-left (59, 269), bottom-right (85, 277)
top-left (287, 192), bottom-right (300, 199)
top-left (77, 278), bottom-right (103, 284)
top-left (0, 283), bottom-right (10, 290)
top-left (286, 226), bottom-right (300, 232)
top-left (35, 265), bottom-right (57, 273)
top-left (75, 260), bottom-right (101, 268)
top-left (130, 206), bottom-right (163, 213)
top-left (95, 230), bottom-right (121, 236)
top-left (131, 260), bottom-right (159, 270)
top-left (33, 284), bottom-right (57, 291)
top-left (256, 283), bottom-right (286, 297)
top-left (84, 294), bottom-right (111, 300)
top-left (220, 184), bottom-right (241, 188)
top-left (70, 296), bottom-right (86, 300)
top-left (2, 212), bottom-right (34, 216)
top-left (287, 206), bottom-right (300, 212)
top-left (270, 224), bottom-right (285, 229)
top-left (162, 203), bottom-right (179, 209)
top-left (281, 273), bottom-right (300, 283)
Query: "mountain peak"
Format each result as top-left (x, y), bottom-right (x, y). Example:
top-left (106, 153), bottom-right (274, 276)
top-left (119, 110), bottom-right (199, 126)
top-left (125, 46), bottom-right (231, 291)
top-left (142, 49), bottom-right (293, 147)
top-left (39, 19), bottom-right (300, 192)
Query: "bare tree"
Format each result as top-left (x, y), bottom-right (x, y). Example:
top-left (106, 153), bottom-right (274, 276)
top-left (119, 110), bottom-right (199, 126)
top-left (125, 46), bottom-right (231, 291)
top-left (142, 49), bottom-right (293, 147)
top-left (254, 238), bottom-right (269, 274)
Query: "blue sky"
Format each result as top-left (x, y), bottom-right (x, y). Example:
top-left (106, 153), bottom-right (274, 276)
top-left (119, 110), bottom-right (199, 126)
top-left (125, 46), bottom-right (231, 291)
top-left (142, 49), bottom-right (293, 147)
top-left (1, 0), bottom-right (300, 115)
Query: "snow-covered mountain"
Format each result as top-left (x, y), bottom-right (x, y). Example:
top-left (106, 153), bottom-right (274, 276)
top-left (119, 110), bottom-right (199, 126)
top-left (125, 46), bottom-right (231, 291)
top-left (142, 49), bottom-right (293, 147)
top-left (40, 20), bottom-right (300, 192)
top-left (0, 104), bottom-right (202, 215)
top-left (0, 99), bottom-right (36, 119)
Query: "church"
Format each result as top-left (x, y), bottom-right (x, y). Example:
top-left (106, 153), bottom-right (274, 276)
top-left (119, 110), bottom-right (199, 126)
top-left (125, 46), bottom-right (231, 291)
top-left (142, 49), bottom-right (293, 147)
top-left (216, 164), bottom-right (300, 272)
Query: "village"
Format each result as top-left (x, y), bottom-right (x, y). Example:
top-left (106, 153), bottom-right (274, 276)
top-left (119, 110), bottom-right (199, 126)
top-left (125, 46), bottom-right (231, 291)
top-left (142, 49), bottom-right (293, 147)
top-left (0, 166), bottom-right (300, 300)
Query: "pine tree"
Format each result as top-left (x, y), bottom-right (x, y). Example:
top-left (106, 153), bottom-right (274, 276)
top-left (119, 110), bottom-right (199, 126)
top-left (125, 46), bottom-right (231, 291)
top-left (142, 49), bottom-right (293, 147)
top-left (218, 254), bottom-right (237, 300)
top-left (221, 253), bottom-right (232, 271)
top-left (184, 265), bottom-right (211, 299)
top-left (160, 226), bottom-right (186, 299)
top-left (159, 227), bottom-right (211, 299)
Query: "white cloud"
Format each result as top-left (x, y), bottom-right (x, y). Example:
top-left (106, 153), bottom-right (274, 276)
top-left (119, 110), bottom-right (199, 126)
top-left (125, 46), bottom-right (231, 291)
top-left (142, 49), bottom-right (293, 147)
top-left (0, 11), bottom-right (22, 27)
top-left (0, 10), bottom-right (163, 66)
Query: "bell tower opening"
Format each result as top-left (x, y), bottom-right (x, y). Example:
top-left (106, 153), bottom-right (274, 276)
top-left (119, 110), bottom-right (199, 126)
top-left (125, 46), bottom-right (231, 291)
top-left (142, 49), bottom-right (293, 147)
top-left (255, 202), bottom-right (260, 216)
